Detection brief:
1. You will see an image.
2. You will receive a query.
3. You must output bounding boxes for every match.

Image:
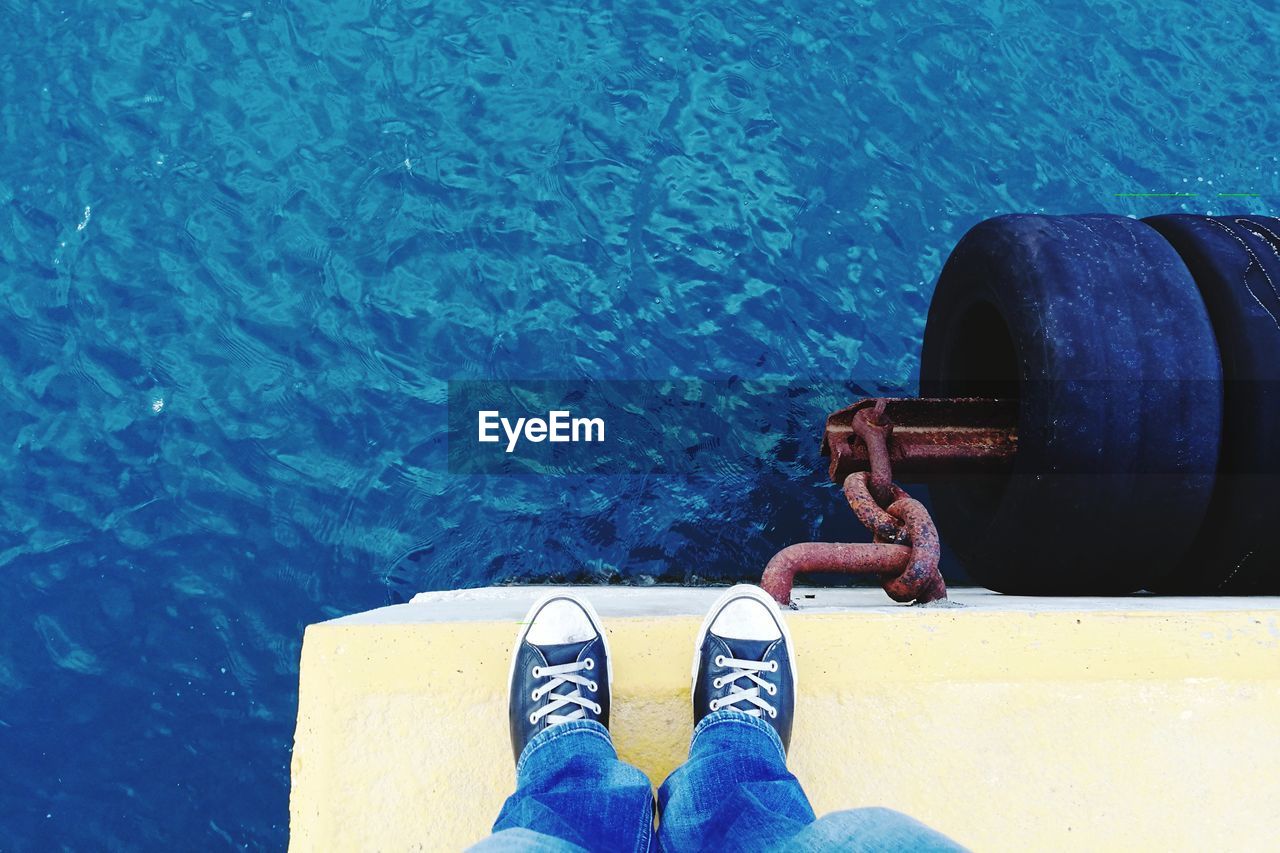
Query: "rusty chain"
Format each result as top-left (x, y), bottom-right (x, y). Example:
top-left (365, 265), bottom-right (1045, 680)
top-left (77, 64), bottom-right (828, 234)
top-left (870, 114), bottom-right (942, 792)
top-left (760, 399), bottom-right (948, 606)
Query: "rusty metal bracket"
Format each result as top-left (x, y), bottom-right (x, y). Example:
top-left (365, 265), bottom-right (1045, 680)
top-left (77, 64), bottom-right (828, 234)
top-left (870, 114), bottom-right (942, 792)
top-left (823, 397), bottom-right (1017, 484)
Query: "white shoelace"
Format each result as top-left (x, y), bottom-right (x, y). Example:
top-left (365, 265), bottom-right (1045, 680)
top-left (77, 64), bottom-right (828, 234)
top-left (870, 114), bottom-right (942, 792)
top-left (708, 654), bottom-right (779, 718)
top-left (528, 659), bottom-right (601, 726)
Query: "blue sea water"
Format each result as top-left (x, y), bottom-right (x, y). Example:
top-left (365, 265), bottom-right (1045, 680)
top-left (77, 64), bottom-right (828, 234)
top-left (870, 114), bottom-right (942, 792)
top-left (2, 0), bottom-right (1277, 847)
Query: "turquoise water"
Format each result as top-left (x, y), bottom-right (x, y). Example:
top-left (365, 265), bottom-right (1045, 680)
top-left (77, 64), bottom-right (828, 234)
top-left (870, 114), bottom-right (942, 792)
top-left (2, 0), bottom-right (1277, 847)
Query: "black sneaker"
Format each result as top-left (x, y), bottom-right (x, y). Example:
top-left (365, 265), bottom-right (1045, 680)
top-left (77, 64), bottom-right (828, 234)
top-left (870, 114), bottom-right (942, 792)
top-left (691, 584), bottom-right (797, 752)
top-left (508, 592), bottom-right (612, 763)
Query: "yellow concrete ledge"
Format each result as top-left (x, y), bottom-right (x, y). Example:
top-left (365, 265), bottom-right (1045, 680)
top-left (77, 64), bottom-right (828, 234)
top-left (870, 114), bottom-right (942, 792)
top-left (290, 587), bottom-right (1280, 852)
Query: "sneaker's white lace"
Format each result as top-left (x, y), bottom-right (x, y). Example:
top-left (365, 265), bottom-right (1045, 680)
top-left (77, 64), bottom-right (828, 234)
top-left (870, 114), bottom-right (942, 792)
top-left (528, 659), bottom-right (601, 726)
top-left (708, 654), bottom-right (779, 718)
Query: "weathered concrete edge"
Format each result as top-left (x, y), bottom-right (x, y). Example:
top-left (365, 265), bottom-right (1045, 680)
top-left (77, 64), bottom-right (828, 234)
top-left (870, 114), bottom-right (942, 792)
top-left (329, 585), bottom-right (1280, 625)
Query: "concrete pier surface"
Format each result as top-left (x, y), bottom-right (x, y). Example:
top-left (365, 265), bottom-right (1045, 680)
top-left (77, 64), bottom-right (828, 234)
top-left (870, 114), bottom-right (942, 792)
top-left (290, 587), bottom-right (1280, 851)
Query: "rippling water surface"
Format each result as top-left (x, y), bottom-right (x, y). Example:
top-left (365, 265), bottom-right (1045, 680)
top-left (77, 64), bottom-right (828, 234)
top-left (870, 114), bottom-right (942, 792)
top-left (2, 0), bottom-right (1277, 846)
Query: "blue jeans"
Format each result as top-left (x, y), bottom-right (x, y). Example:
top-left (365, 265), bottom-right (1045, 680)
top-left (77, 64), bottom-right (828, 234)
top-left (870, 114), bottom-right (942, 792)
top-left (471, 710), bottom-right (965, 852)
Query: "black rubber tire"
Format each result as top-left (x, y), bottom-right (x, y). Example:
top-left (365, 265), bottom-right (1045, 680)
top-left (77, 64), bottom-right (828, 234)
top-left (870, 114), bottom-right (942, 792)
top-left (1143, 215), bottom-right (1280, 592)
top-left (920, 214), bottom-right (1222, 594)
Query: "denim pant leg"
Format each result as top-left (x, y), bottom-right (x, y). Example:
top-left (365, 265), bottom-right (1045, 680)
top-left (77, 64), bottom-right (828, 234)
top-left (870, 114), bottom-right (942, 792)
top-left (783, 807), bottom-right (968, 852)
top-left (471, 720), bottom-right (655, 853)
top-left (656, 710), bottom-right (815, 852)
top-left (656, 710), bottom-right (965, 853)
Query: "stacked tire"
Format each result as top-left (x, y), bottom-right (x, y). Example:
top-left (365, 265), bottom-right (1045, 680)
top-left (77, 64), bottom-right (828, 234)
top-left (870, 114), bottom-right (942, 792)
top-left (920, 213), bottom-right (1280, 594)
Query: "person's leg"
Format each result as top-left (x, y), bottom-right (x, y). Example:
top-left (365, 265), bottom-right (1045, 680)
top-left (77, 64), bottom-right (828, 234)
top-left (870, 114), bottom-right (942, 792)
top-left (784, 807), bottom-right (966, 852)
top-left (658, 708), bottom-right (813, 851)
top-left (470, 593), bottom-right (654, 853)
top-left (657, 584), bottom-right (964, 852)
top-left (657, 715), bottom-right (966, 852)
top-left (657, 584), bottom-right (808, 851)
top-left (477, 720), bottom-right (654, 852)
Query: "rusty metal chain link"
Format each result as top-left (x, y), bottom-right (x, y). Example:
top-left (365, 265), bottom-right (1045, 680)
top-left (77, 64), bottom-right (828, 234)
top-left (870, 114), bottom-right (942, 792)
top-left (761, 399), bottom-right (948, 606)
